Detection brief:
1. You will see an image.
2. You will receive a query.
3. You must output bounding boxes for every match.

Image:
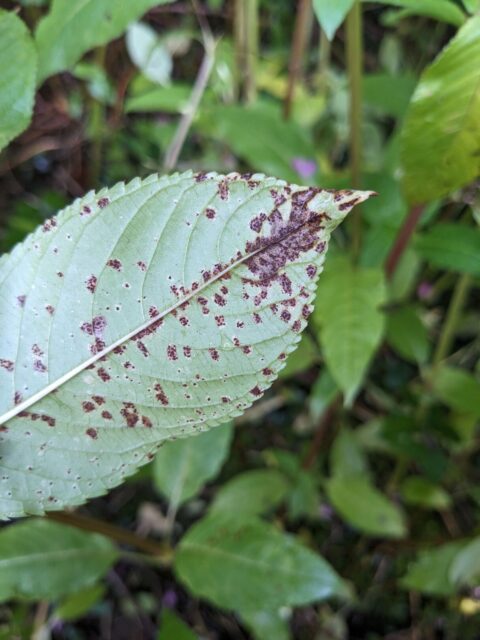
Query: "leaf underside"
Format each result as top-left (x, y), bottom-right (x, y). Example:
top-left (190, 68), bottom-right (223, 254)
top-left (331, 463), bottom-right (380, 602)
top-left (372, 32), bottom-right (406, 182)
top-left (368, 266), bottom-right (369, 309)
top-left (0, 171), bottom-right (372, 518)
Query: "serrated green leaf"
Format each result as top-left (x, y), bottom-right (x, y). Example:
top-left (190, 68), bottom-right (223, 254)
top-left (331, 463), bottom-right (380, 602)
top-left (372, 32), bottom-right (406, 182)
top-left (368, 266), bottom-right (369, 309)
top-left (386, 306), bottom-right (430, 364)
top-left (0, 520), bottom-right (117, 602)
top-left (401, 16), bottom-right (480, 203)
top-left (153, 422), bottom-right (233, 507)
top-left (0, 171), bottom-right (372, 518)
top-left (401, 541), bottom-right (465, 596)
top-left (414, 224), bottom-right (480, 275)
top-left (312, 0), bottom-right (355, 40)
top-left (313, 257), bottom-right (386, 404)
top-left (35, 0), bottom-right (174, 84)
top-left (0, 10), bottom-right (37, 152)
top-left (210, 468), bottom-right (289, 517)
top-left (326, 474), bottom-right (407, 538)
top-left (374, 0), bottom-right (466, 26)
top-left (175, 513), bottom-right (350, 612)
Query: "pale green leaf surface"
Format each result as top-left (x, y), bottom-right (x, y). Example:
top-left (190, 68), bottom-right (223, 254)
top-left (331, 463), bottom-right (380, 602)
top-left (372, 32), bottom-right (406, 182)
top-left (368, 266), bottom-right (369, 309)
top-left (0, 10), bottom-right (37, 152)
top-left (312, 0), bottom-right (355, 40)
top-left (375, 0), bottom-right (466, 26)
top-left (449, 537), bottom-right (480, 586)
top-left (210, 468), bottom-right (289, 517)
top-left (240, 608), bottom-right (290, 640)
top-left (153, 422), bottom-right (233, 507)
top-left (401, 541), bottom-right (465, 596)
top-left (0, 520), bottom-right (117, 602)
top-left (313, 257), bottom-right (386, 404)
top-left (414, 224), bottom-right (480, 276)
top-left (0, 171), bottom-right (372, 518)
top-left (35, 0), bottom-right (174, 83)
top-left (401, 16), bottom-right (480, 203)
top-left (126, 22), bottom-right (173, 86)
top-left (175, 514), bottom-right (349, 612)
top-left (326, 474), bottom-right (407, 538)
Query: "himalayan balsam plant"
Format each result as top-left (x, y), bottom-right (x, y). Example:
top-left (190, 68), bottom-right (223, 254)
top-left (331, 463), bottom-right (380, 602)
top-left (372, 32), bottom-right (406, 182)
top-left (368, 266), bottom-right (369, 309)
top-left (0, 171), bottom-right (372, 518)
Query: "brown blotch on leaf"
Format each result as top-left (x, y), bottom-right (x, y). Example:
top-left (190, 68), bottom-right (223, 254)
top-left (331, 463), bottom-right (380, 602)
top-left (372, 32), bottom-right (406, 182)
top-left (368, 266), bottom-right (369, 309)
top-left (86, 428), bottom-right (98, 439)
top-left (33, 360), bottom-right (47, 373)
top-left (121, 402), bottom-right (139, 427)
top-left (17, 295), bottom-right (26, 307)
top-left (97, 367), bottom-right (111, 382)
top-left (205, 207), bottom-right (216, 219)
top-left (0, 359), bottom-right (14, 372)
top-left (136, 340), bottom-right (149, 357)
top-left (142, 416), bottom-right (153, 428)
top-left (82, 401), bottom-right (96, 413)
top-left (86, 275), bottom-right (97, 293)
top-left (102, 410), bottom-right (113, 420)
top-left (250, 386), bottom-right (262, 396)
top-left (97, 197), bottom-right (110, 209)
top-left (107, 258), bottom-right (122, 271)
top-left (155, 383), bottom-right (169, 406)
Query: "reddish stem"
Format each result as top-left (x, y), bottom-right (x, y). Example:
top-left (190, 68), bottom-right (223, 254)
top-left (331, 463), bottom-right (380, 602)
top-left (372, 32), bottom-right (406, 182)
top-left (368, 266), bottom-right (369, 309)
top-left (384, 205), bottom-right (424, 280)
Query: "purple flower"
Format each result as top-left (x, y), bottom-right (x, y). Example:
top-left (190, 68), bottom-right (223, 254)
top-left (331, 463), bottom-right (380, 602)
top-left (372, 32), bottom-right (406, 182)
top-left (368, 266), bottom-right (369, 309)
top-left (162, 589), bottom-right (178, 609)
top-left (417, 281), bottom-right (433, 300)
top-left (291, 157), bottom-right (317, 180)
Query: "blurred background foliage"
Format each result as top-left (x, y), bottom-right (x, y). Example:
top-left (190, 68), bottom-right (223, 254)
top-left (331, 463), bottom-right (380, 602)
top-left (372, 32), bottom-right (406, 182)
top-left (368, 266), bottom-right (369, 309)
top-left (0, 0), bottom-right (480, 638)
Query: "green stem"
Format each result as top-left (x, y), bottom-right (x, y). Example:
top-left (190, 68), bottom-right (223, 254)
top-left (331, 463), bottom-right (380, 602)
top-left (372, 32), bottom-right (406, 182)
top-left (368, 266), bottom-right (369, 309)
top-left (234, 0), bottom-right (259, 103)
top-left (433, 273), bottom-right (472, 366)
top-left (283, 0), bottom-right (312, 119)
top-left (88, 46), bottom-right (107, 186)
top-left (346, 0), bottom-right (363, 259)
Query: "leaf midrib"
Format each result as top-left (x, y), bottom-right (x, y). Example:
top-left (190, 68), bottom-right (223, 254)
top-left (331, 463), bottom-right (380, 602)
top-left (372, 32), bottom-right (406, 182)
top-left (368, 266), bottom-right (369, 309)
top-left (0, 187), bottom-right (322, 426)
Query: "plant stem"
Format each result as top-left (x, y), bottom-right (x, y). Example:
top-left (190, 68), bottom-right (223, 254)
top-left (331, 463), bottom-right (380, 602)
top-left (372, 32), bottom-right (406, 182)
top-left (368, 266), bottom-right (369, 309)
top-left (163, 3), bottom-right (216, 171)
top-left (283, 0), bottom-right (312, 119)
top-left (346, 0), bottom-right (363, 260)
top-left (88, 46), bottom-right (107, 186)
top-left (432, 273), bottom-right (472, 366)
top-left (234, 0), bottom-right (259, 103)
top-left (384, 205), bottom-right (424, 280)
top-left (47, 511), bottom-right (172, 561)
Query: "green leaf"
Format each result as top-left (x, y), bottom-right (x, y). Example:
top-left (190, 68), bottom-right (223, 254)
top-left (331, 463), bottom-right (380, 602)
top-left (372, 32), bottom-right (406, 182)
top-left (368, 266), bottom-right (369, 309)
top-left (35, 0), bottom-right (174, 84)
top-left (449, 537), bottom-right (480, 587)
top-left (210, 469), bottom-right (289, 517)
top-left (0, 171), bottom-right (372, 518)
top-left (363, 73), bottom-right (417, 119)
top-left (312, 0), bottom-right (355, 41)
top-left (401, 541), bottom-right (465, 596)
top-left (400, 476), bottom-right (451, 510)
top-left (278, 333), bottom-right (320, 379)
top-left (313, 257), bottom-right (386, 404)
top-left (386, 306), bottom-right (430, 364)
top-left (0, 10), bottom-right (37, 152)
top-left (428, 366), bottom-right (480, 418)
top-left (375, 0), bottom-right (467, 26)
top-left (0, 520), bottom-right (117, 602)
top-left (158, 610), bottom-right (198, 640)
top-left (55, 584), bottom-right (106, 621)
top-left (401, 16), bottom-right (480, 203)
top-left (175, 514), bottom-right (350, 612)
top-left (126, 22), bottom-right (172, 86)
top-left (240, 609), bottom-right (290, 640)
top-left (326, 474), bottom-right (407, 538)
top-left (414, 224), bottom-right (480, 276)
top-left (196, 103), bottom-right (318, 183)
top-left (153, 422), bottom-right (233, 507)
top-left (330, 428), bottom-right (369, 479)
top-left (463, 0), bottom-right (480, 13)
top-left (125, 82), bottom-right (193, 114)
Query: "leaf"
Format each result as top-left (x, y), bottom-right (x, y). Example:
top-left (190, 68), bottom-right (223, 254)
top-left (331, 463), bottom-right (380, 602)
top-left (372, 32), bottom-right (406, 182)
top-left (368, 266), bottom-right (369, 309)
top-left (240, 609), bottom-right (290, 640)
top-left (153, 422), bottom-right (233, 507)
top-left (313, 257), bottom-right (386, 404)
top-left (326, 474), bottom-right (407, 538)
top-left (401, 541), bottom-right (465, 596)
top-left (174, 513), bottom-right (350, 612)
top-left (196, 103), bottom-right (318, 183)
top-left (400, 477), bottom-right (451, 510)
top-left (35, 0), bottom-right (174, 84)
top-left (401, 16), bottom-right (480, 203)
top-left (0, 520), bottom-right (117, 602)
top-left (449, 537), bottom-right (480, 587)
top-left (126, 82), bottom-right (193, 114)
top-left (0, 171), bottom-right (373, 518)
top-left (158, 610), bottom-right (198, 640)
top-left (414, 224), bottom-right (480, 276)
top-left (375, 0), bottom-right (466, 26)
top-left (463, 0), bottom-right (480, 13)
top-left (210, 469), bottom-right (289, 517)
top-left (312, 0), bottom-right (355, 41)
top-left (126, 23), bottom-right (173, 86)
top-left (363, 73), bottom-right (417, 119)
top-left (0, 10), bottom-right (37, 152)
top-left (330, 428), bottom-right (369, 479)
top-left (55, 584), bottom-right (106, 621)
top-left (428, 366), bottom-right (480, 418)
top-left (386, 306), bottom-right (430, 364)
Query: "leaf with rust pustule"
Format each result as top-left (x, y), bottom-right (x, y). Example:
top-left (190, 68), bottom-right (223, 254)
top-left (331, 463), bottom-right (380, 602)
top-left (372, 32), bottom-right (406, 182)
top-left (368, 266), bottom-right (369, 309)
top-left (0, 171), bottom-right (373, 518)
